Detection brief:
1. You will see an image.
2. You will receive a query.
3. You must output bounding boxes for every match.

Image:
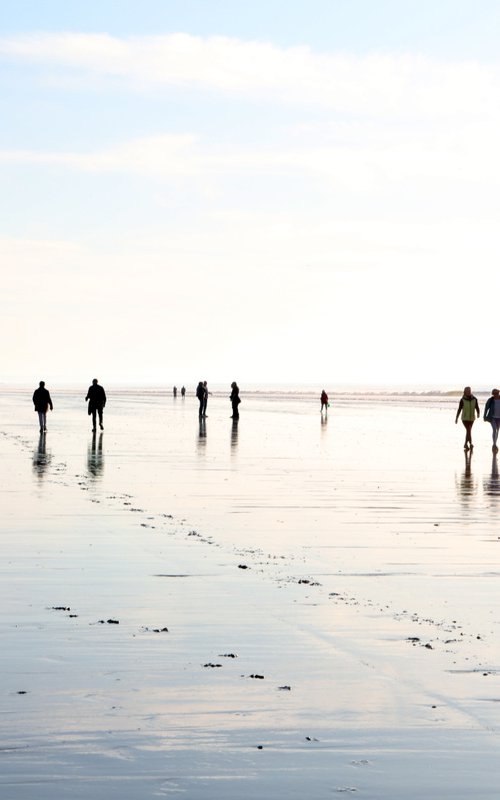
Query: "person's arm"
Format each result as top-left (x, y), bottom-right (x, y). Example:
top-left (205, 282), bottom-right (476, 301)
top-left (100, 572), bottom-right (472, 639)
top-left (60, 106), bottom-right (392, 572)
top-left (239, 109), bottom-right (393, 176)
top-left (102, 388), bottom-right (106, 407)
top-left (455, 398), bottom-right (463, 423)
top-left (484, 398), bottom-right (491, 420)
top-left (475, 399), bottom-right (480, 418)
top-left (48, 392), bottom-right (53, 411)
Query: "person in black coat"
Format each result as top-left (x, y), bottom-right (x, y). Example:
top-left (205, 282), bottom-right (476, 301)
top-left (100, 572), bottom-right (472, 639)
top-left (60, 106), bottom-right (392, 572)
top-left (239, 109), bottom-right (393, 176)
top-left (32, 381), bottom-right (53, 433)
top-left (230, 382), bottom-right (241, 419)
top-left (85, 378), bottom-right (106, 432)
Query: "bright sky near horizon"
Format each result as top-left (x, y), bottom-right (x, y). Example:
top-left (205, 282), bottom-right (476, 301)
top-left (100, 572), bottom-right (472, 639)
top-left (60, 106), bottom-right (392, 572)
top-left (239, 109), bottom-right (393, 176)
top-left (2, 1), bottom-right (500, 387)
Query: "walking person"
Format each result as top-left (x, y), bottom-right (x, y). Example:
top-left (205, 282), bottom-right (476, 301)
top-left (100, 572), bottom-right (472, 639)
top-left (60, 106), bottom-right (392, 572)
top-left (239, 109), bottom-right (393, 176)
top-left (455, 386), bottom-right (480, 451)
top-left (320, 389), bottom-right (329, 414)
top-left (230, 381), bottom-right (241, 419)
top-left (484, 388), bottom-right (500, 452)
top-left (32, 380), bottom-right (53, 433)
top-left (85, 378), bottom-right (106, 432)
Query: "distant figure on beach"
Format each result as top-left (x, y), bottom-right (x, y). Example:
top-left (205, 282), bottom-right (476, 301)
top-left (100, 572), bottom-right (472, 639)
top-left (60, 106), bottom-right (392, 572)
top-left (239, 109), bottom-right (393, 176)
top-left (320, 390), bottom-right (329, 413)
top-left (196, 381), bottom-right (205, 418)
top-left (455, 386), bottom-right (480, 451)
top-left (85, 378), bottom-right (106, 432)
top-left (173, 386), bottom-right (177, 398)
top-left (483, 388), bottom-right (500, 452)
top-left (181, 386), bottom-right (186, 397)
top-left (230, 382), bottom-right (240, 419)
top-left (32, 381), bottom-right (53, 433)
top-left (202, 381), bottom-right (210, 417)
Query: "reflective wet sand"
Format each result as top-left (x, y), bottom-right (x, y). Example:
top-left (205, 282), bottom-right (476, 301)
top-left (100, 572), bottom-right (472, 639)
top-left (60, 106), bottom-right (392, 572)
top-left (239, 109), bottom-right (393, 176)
top-left (1, 389), bottom-right (499, 798)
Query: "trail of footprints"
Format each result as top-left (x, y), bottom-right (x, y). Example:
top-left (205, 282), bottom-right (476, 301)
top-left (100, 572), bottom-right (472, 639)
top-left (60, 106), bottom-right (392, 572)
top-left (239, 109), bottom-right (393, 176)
top-left (6, 429), bottom-right (499, 761)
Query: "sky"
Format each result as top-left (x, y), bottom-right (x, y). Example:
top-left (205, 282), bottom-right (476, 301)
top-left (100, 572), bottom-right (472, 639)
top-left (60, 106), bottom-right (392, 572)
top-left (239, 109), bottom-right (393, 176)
top-left (2, 1), bottom-right (500, 387)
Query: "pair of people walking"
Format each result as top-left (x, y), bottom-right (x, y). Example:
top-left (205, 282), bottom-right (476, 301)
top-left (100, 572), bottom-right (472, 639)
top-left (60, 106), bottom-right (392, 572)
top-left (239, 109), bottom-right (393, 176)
top-left (455, 387), bottom-right (500, 451)
top-left (32, 379), bottom-right (106, 433)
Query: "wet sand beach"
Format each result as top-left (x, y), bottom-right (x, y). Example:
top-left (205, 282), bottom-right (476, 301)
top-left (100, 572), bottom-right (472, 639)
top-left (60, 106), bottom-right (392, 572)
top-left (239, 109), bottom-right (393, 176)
top-left (1, 388), bottom-right (500, 798)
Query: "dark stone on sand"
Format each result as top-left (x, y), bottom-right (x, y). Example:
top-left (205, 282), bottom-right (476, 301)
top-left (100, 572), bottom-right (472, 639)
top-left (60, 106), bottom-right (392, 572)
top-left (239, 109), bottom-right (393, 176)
top-left (298, 579), bottom-right (310, 584)
top-left (17, 691), bottom-right (27, 695)
top-left (68, 614), bottom-right (78, 618)
top-left (424, 643), bottom-right (433, 649)
top-left (52, 606), bottom-right (70, 611)
top-left (98, 619), bottom-right (120, 624)
top-left (219, 653), bottom-right (237, 658)
top-left (407, 637), bottom-right (420, 642)
top-left (152, 627), bottom-right (169, 633)
top-left (203, 663), bottom-right (222, 668)
top-left (257, 745), bottom-right (263, 749)
top-left (238, 564), bottom-right (249, 569)
top-left (278, 685), bottom-right (291, 690)
top-left (249, 674), bottom-right (264, 679)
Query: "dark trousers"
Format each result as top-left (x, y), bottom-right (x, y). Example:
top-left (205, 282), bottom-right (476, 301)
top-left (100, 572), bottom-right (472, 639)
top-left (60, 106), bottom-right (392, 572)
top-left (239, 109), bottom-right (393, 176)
top-left (91, 407), bottom-right (103, 428)
top-left (231, 402), bottom-right (239, 419)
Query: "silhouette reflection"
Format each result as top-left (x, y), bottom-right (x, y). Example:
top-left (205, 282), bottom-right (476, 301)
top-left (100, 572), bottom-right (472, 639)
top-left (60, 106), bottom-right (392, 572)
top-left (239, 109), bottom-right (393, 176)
top-left (231, 418), bottom-right (239, 448)
top-left (33, 433), bottom-right (51, 479)
top-left (87, 432), bottom-right (104, 479)
top-left (197, 418), bottom-right (207, 450)
top-left (455, 449), bottom-right (477, 503)
top-left (483, 454), bottom-right (500, 497)
top-left (321, 413), bottom-right (328, 430)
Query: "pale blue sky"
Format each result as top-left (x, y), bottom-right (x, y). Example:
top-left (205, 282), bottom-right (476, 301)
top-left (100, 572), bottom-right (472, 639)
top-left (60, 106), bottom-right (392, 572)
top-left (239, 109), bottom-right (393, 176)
top-left (2, 2), bottom-right (500, 386)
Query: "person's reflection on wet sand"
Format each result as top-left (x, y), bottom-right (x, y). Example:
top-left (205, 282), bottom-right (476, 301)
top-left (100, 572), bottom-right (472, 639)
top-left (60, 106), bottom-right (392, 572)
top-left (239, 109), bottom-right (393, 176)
top-left (33, 433), bottom-right (51, 479)
top-left (321, 413), bottom-right (328, 430)
top-left (197, 418), bottom-right (207, 450)
top-left (231, 418), bottom-right (239, 448)
top-left (455, 449), bottom-right (477, 503)
top-left (87, 432), bottom-right (104, 479)
top-left (483, 454), bottom-right (500, 497)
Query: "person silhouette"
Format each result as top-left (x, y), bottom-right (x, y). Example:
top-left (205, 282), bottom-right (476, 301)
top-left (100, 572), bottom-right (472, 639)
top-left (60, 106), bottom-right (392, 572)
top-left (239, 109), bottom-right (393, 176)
top-left (455, 386), bottom-right (480, 451)
top-left (85, 378), bottom-right (106, 432)
top-left (484, 388), bottom-right (500, 452)
top-left (32, 381), bottom-right (53, 433)
top-left (320, 390), bottom-right (329, 413)
top-left (196, 381), bottom-right (205, 418)
top-left (230, 382), bottom-right (240, 419)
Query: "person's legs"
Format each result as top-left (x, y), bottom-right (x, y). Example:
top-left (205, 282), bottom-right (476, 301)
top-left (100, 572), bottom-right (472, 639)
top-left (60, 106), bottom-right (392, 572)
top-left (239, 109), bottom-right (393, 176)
top-left (492, 419), bottom-right (500, 448)
top-left (91, 409), bottom-right (97, 431)
top-left (198, 399), bottom-right (203, 417)
top-left (232, 402), bottom-right (239, 419)
top-left (98, 407), bottom-right (104, 430)
top-left (37, 411), bottom-right (45, 431)
top-left (462, 421), bottom-right (473, 448)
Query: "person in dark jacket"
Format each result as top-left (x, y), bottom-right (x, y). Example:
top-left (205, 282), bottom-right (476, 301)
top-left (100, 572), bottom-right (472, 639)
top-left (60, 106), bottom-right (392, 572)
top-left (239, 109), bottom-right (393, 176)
top-left (320, 390), bottom-right (329, 414)
top-left (196, 381), bottom-right (205, 418)
top-left (230, 381), bottom-right (241, 419)
top-left (85, 378), bottom-right (106, 432)
top-left (484, 388), bottom-right (500, 452)
top-left (32, 381), bottom-right (53, 433)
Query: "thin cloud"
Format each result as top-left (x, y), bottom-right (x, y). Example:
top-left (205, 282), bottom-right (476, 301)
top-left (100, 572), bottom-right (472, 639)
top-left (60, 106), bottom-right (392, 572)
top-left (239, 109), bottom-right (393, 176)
top-left (1, 32), bottom-right (500, 116)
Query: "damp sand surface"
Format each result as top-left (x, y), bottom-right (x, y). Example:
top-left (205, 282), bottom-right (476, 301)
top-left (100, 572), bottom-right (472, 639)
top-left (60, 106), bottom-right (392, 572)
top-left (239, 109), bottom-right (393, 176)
top-left (1, 388), bottom-right (500, 799)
